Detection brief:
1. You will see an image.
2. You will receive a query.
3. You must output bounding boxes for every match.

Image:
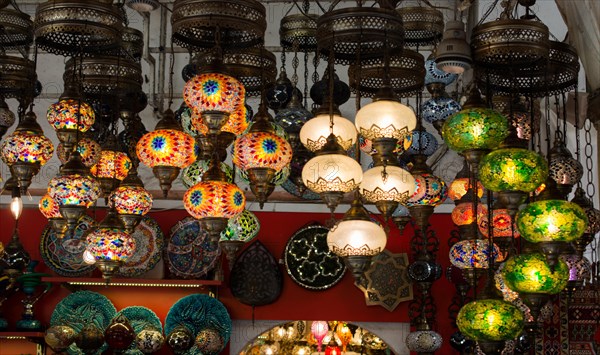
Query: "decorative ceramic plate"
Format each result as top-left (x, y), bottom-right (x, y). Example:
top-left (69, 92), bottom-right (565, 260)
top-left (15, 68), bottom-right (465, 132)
top-left (165, 294), bottom-right (232, 351)
top-left (40, 215), bottom-right (96, 277)
top-left (117, 216), bottom-right (164, 277)
top-left (50, 290), bottom-right (116, 355)
top-left (284, 223), bottom-right (346, 290)
top-left (165, 217), bottom-right (221, 279)
top-left (116, 306), bottom-right (162, 333)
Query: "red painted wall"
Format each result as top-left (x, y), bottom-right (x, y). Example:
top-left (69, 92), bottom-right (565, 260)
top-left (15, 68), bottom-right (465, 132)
top-left (0, 207), bottom-right (457, 354)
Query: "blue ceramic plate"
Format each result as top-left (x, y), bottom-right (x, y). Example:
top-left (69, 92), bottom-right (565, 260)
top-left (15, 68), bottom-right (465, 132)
top-left (117, 216), bottom-right (164, 278)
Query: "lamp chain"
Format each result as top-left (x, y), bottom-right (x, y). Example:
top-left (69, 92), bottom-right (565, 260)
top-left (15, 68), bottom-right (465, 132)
top-left (303, 51), bottom-right (309, 108)
top-left (291, 40), bottom-right (299, 87)
top-left (584, 118), bottom-right (595, 203)
top-left (311, 47), bottom-right (320, 111)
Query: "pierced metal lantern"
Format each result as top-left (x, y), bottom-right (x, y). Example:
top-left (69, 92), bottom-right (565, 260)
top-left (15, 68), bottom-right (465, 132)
top-left (560, 254), bottom-right (592, 289)
top-left (397, 6), bottom-right (443, 47)
top-left (0, 55), bottom-right (36, 102)
top-left (548, 140), bottom-right (583, 197)
top-left (0, 7), bottom-right (33, 50)
top-left (34, 0), bottom-right (123, 56)
top-left (279, 13), bottom-right (319, 52)
top-left (64, 56), bottom-right (143, 97)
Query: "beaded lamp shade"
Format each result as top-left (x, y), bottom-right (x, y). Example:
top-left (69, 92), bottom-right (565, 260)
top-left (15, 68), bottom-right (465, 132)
top-left (442, 107), bottom-right (509, 153)
top-left (448, 178), bottom-right (484, 201)
top-left (182, 160), bottom-right (234, 189)
top-left (57, 137), bottom-right (101, 168)
top-left (183, 181), bottom-right (246, 219)
top-left (111, 186), bottom-right (153, 216)
top-left (90, 150), bottom-right (132, 181)
top-left (397, 6), bottom-right (444, 47)
top-left (516, 200), bottom-right (587, 243)
top-left (192, 102), bottom-right (251, 137)
top-left (171, 0), bottom-right (266, 52)
top-left (502, 253), bottom-right (569, 294)
top-left (449, 239), bottom-right (501, 269)
top-left (39, 194), bottom-right (62, 219)
top-left (451, 202), bottom-right (487, 226)
top-left (184, 72), bottom-right (245, 115)
top-left (457, 299), bottom-right (524, 342)
top-left (424, 58), bottom-right (457, 86)
top-left (34, 0), bottom-right (123, 56)
top-left (348, 49), bottom-right (425, 98)
top-left (220, 210), bottom-right (260, 243)
top-left (48, 174), bottom-right (101, 207)
top-left (1, 131), bottom-right (54, 166)
top-left (47, 99), bottom-right (95, 133)
top-left (316, 6), bottom-right (404, 65)
top-left (86, 228), bottom-right (136, 263)
top-left (479, 148), bottom-right (548, 193)
top-left (233, 131), bottom-right (293, 172)
top-left (136, 128), bottom-right (197, 169)
top-left (478, 208), bottom-right (520, 238)
top-left (407, 173), bottom-right (448, 207)
top-left (422, 96), bottom-right (461, 124)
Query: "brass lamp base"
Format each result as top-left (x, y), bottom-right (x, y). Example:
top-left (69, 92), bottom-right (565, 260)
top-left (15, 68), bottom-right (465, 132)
top-left (10, 162), bottom-right (40, 195)
top-left (118, 214), bottom-right (143, 234)
top-left (152, 166), bottom-right (180, 198)
top-left (98, 177), bottom-right (119, 199)
top-left (96, 260), bottom-right (121, 283)
top-left (59, 205), bottom-right (86, 234)
top-left (320, 191), bottom-right (345, 214)
top-left (247, 167), bottom-right (276, 209)
top-left (219, 240), bottom-right (245, 271)
top-left (497, 191), bottom-right (527, 219)
top-left (56, 129), bottom-right (79, 159)
top-left (200, 217), bottom-right (229, 243)
top-left (343, 255), bottom-right (373, 281)
top-left (478, 340), bottom-right (505, 355)
top-left (375, 200), bottom-right (399, 224)
top-left (48, 218), bottom-right (68, 238)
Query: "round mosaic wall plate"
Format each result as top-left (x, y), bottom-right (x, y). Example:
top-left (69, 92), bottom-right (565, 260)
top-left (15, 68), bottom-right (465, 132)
top-left (284, 223), bottom-right (346, 290)
top-left (117, 216), bottom-right (164, 278)
top-left (39, 215), bottom-right (96, 277)
top-left (165, 217), bottom-right (220, 279)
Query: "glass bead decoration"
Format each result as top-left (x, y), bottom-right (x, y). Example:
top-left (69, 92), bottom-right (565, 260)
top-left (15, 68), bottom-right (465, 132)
top-left (457, 299), bottom-right (524, 341)
top-left (502, 253), bottom-right (569, 294)
top-left (516, 199), bottom-right (588, 243)
top-left (442, 107), bottom-right (509, 153)
top-left (47, 99), bottom-right (95, 132)
top-left (479, 148), bottom-right (548, 193)
top-left (183, 181), bottom-right (246, 219)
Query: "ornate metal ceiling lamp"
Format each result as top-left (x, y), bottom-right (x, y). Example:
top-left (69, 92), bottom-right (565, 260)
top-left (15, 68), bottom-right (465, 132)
top-left (348, 49), bottom-right (425, 99)
top-left (280, 13), bottom-right (319, 53)
top-left (34, 0), bottom-right (123, 57)
top-left (0, 55), bottom-right (36, 105)
top-left (171, 0), bottom-right (266, 52)
top-left (0, 6), bottom-right (33, 50)
top-left (316, 3), bottom-right (404, 65)
top-left (397, 6), bottom-right (444, 47)
top-left (125, 0), bottom-right (160, 13)
top-left (118, 27), bottom-right (144, 62)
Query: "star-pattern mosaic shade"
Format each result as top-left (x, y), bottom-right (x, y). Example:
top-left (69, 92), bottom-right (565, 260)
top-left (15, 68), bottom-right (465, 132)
top-left (502, 253), bottom-right (569, 294)
top-left (478, 208), bottom-right (520, 238)
top-left (136, 129), bottom-right (196, 168)
top-left (479, 148), bottom-right (548, 193)
top-left (220, 210), bottom-right (260, 242)
top-left (86, 228), bottom-right (136, 262)
top-left (1, 131), bottom-right (54, 165)
top-left (48, 174), bottom-right (101, 207)
top-left (111, 186), bottom-right (153, 216)
top-left (47, 99), bottom-right (95, 132)
top-left (516, 199), bottom-right (588, 243)
top-left (457, 299), bottom-right (524, 341)
top-left (233, 131), bottom-right (293, 172)
top-left (442, 107), bottom-right (508, 153)
top-left (407, 173), bottom-right (448, 207)
top-left (90, 150), bottom-right (132, 181)
top-left (57, 137), bottom-right (101, 167)
top-left (39, 193), bottom-right (61, 219)
top-left (183, 181), bottom-right (246, 219)
top-left (183, 73), bottom-right (245, 114)
top-left (449, 239), bottom-right (501, 269)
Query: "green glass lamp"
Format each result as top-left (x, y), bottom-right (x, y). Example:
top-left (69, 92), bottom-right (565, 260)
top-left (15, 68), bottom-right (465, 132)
top-left (479, 148), bottom-right (548, 193)
top-left (516, 200), bottom-right (587, 243)
top-left (456, 299), bottom-right (524, 342)
top-left (502, 253), bottom-right (569, 295)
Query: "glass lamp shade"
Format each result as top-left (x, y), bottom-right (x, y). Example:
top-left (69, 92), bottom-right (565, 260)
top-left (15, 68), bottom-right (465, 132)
top-left (192, 103), bottom-right (251, 136)
top-left (404, 130), bottom-right (439, 157)
top-left (560, 254), bottom-right (591, 283)
top-left (274, 102), bottom-right (313, 133)
top-left (311, 321), bottom-right (329, 345)
top-left (182, 160), bottom-right (233, 188)
top-left (176, 105), bottom-right (202, 137)
top-left (478, 208), bottom-right (520, 238)
top-left (90, 150), bottom-right (132, 181)
top-left (302, 153), bottom-right (363, 194)
top-left (1, 131), bottom-right (54, 165)
top-left (48, 174), bottom-right (101, 207)
top-left (442, 107), bottom-right (508, 153)
top-left (324, 344), bottom-right (342, 355)
top-left (237, 165), bottom-right (290, 186)
top-left (435, 20), bottom-right (472, 74)
top-left (110, 186), bottom-right (152, 216)
top-left (327, 219), bottom-right (386, 257)
top-left (360, 166), bottom-right (416, 204)
top-left (39, 193), bottom-right (62, 219)
top-left (407, 173), bottom-right (448, 207)
top-left (516, 200), bottom-right (587, 243)
top-left (57, 137), bottom-right (101, 167)
top-left (299, 113), bottom-right (357, 152)
top-left (449, 239), bottom-right (501, 269)
top-left (233, 131), bottom-right (293, 172)
top-left (47, 99), bottom-right (95, 132)
top-left (85, 228), bottom-right (136, 262)
top-left (355, 99), bottom-right (416, 141)
top-left (219, 209), bottom-right (260, 242)
top-left (405, 330), bottom-right (443, 352)
top-left (502, 253), bottom-right (569, 294)
top-left (183, 73), bottom-right (245, 114)
top-left (451, 202), bottom-right (487, 226)
top-left (479, 148), bottom-right (548, 193)
top-left (183, 181), bottom-right (246, 219)
top-left (448, 177), bottom-right (484, 201)
top-left (457, 299), bottom-right (524, 341)
top-left (136, 129), bottom-right (196, 169)
top-left (424, 58), bottom-right (458, 86)
top-left (422, 96), bottom-right (462, 124)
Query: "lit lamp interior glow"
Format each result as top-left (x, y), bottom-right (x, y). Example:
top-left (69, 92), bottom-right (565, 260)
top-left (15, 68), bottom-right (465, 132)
top-left (502, 253), bottom-right (569, 294)
top-left (479, 148), bottom-right (548, 193)
top-left (516, 199), bottom-right (588, 243)
top-left (456, 299), bottom-right (524, 341)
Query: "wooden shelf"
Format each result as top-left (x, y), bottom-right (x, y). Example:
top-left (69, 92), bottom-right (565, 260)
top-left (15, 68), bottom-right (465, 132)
top-left (41, 277), bottom-right (221, 288)
top-left (0, 331), bottom-right (45, 339)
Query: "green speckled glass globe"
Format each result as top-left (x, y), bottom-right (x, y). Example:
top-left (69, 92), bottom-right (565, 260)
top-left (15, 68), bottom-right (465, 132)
top-left (442, 107), bottom-right (508, 153)
top-left (516, 200), bottom-right (588, 243)
top-left (457, 299), bottom-right (524, 341)
top-left (479, 148), bottom-right (548, 193)
top-left (503, 253), bottom-right (569, 294)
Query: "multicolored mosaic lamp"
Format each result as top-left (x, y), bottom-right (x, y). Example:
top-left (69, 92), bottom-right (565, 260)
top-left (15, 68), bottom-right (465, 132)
top-left (449, 239), bottom-right (501, 269)
top-left (560, 254), bottom-right (592, 291)
top-left (451, 202), bottom-right (487, 226)
top-left (457, 299), bottom-right (524, 342)
top-left (182, 159), bottom-right (233, 188)
top-left (57, 137), bottom-right (101, 168)
top-left (110, 184), bottom-right (153, 233)
top-left (407, 173), bottom-right (448, 208)
top-left (421, 95), bottom-right (461, 128)
top-left (90, 135), bottom-right (132, 198)
top-left (39, 193), bottom-right (67, 237)
top-left (233, 103), bottom-right (293, 208)
top-left (448, 178), bottom-right (484, 202)
top-left (502, 253), bottom-right (569, 295)
top-left (403, 129), bottom-right (439, 157)
top-left (191, 102), bottom-right (251, 137)
top-left (1, 111), bottom-right (54, 194)
top-left (478, 208), bottom-right (520, 239)
top-left (136, 109), bottom-right (196, 197)
top-left (219, 209), bottom-right (260, 269)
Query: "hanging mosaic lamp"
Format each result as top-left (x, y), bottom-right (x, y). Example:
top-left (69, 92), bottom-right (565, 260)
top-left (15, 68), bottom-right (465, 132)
top-left (478, 208), bottom-right (520, 239)
top-left (85, 209), bottom-right (135, 281)
top-left (421, 95), bottom-right (461, 129)
top-left (219, 209), bottom-right (260, 269)
top-left (516, 199), bottom-right (587, 244)
top-left (570, 187), bottom-right (600, 255)
top-left (449, 239), bottom-right (501, 269)
top-left (451, 202), bottom-right (487, 226)
top-left (424, 57), bottom-right (458, 87)
top-left (1, 111), bottom-right (54, 194)
top-left (182, 159), bottom-right (233, 188)
top-left (327, 194), bottom-right (386, 280)
top-left (191, 101), bottom-right (251, 137)
top-left (302, 134), bottom-right (363, 213)
top-left (311, 321), bottom-right (329, 353)
top-left (448, 162), bottom-right (483, 202)
top-left (560, 254), bottom-right (592, 291)
top-left (502, 252), bottom-right (569, 295)
top-left (57, 136), bottom-right (101, 168)
top-left (136, 109), bottom-right (196, 197)
top-left (39, 193), bottom-right (67, 237)
top-left (46, 83), bottom-right (95, 154)
top-left (406, 173), bottom-right (448, 208)
top-left (110, 168), bottom-right (153, 234)
top-left (90, 134), bottom-right (132, 198)
top-left (274, 92), bottom-right (313, 135)
top-left (299, 97), bottom-right (357, 152)
top-left (405, 318), bottom-right (443, 353)
top-left (457, 299), bottom-right (524, 342)
top-left (48, 151), bottom-right (100, 233)
top-left (233, 102), bottom-right (293, 208)
top-left (403, 129), bottom-right (439, 157)
top-left (548, 138), bottom-right (583, 198)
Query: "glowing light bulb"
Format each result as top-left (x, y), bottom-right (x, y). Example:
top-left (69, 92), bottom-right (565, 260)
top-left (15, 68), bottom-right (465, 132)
top-left (10, 187), bottom-right (22, 221)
